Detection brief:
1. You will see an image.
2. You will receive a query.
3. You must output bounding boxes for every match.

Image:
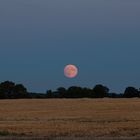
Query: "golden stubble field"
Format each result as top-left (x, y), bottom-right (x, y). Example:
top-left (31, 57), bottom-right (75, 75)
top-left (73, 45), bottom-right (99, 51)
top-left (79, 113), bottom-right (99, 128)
top-left (0, 99), bottom-right (140, 139)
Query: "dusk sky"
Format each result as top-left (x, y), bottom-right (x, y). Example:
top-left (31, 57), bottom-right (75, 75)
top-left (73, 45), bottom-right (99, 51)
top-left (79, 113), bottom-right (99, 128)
top-left (0, 0), bottom-right (140, 93)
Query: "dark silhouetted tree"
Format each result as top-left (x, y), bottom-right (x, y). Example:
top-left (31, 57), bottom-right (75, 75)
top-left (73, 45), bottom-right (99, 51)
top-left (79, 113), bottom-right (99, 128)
top-left (46, 90), bottom-right (54, 98)
top-left (57, 87), bottom-right (66, 98)
top-left (13, 84), bottom-right (28, 98)
top-left (93, 84), bottom-right (109, 98)
top-left (123, 87), bottom-right (139, 98)
top-left (0, 81), bottom-right (28, 99)
top-left (0, 81), bottom-right (15, 98)
top-left (67, 86), bottom-right (83, 98)
top-left (82, 87), bottom-right (93, 97)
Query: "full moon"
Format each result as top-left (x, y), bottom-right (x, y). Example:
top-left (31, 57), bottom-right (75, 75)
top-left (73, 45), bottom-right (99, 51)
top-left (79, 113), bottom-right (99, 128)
top-left (64, 64), bottom-right (78, 78)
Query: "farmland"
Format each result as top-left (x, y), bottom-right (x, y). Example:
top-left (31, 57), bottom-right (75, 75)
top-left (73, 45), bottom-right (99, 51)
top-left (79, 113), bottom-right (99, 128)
top-left (0, 99), bottom-right (140, 139)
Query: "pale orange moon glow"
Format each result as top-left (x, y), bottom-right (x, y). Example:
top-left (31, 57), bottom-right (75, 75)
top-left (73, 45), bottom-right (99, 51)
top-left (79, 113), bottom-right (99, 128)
top-left (64, 64), bottom-right (78, 78)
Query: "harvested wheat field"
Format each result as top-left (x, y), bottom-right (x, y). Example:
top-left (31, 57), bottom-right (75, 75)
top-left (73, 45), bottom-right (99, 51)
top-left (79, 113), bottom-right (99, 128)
top-left (0, 99), bottom-right (140, 140)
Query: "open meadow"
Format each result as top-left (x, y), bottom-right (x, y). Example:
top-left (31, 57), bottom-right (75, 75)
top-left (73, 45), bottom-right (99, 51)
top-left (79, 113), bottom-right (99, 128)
top-left (0, 99), bottom-right (140, 139)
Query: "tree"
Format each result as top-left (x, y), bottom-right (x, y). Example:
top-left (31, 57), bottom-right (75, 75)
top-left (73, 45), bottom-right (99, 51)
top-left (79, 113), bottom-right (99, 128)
top-left (82, 87), bottom-right (93, 98)
top-left (57, 87), bottom-right (66, 98)
top-left (13, 84), bottom-right (28, 98)
top-left (67, 86), bottom-right (85, 98)
top-left (46, 90), bottom-right (54, 98)
top-left (124, 87), bottom-right (139, 98)
top-left (93, 84), bottom-right (109, 98)
top-left (0, 81), bottom-right (15, 98)
top-left (0, 81), bottom-right (28, 99)
top-left (0, 90), bottom-right (6, 99)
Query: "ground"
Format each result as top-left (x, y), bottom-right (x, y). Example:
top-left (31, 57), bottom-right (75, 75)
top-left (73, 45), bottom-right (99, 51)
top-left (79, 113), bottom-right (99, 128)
top-left (0, 98), bottom-right (139, 139)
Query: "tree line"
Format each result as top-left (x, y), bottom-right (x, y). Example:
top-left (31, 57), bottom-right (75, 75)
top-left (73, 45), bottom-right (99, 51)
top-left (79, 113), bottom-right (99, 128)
top-left (0, 81), bottom-right (140, 99)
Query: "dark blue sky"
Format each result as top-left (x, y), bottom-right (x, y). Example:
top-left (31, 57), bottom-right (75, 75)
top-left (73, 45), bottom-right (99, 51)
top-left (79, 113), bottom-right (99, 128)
top-left (0, 0), bottom-right (140, 93)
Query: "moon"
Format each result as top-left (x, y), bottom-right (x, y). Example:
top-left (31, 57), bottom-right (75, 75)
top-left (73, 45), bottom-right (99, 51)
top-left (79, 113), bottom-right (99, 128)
top-left (64, 64), bottom-right (78, 78)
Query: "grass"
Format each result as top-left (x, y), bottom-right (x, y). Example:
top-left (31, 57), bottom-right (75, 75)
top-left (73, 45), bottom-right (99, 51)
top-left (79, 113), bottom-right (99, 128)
top-left (0, 131), bottom-right (12, 136)
top-left (0, 130), bottom-right (25, 136)
top-left (0, 98), bottom-right (139, 139)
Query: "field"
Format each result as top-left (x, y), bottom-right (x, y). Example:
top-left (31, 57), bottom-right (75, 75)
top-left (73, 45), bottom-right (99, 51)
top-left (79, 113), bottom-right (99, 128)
top-left (0, 99), bottom-right (140, 139)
